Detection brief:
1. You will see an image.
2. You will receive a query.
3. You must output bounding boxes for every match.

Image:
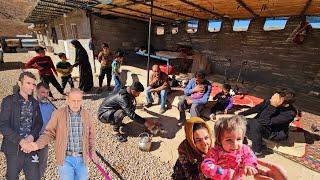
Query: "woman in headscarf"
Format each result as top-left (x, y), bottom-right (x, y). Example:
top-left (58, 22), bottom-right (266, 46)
top-left (172, 117), bottom-right (213, 180)
top-left (71, 39), bottom-right (93, 92)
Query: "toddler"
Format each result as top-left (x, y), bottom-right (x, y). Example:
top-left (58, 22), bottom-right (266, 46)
top-left (201, 115), bottom-right (257, 180)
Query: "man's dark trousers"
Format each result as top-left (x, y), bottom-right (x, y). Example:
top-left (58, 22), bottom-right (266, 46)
top-left (41, 75), bottom-right (64, 97)
top-left (5, 151), bottom-right (40, 180)
top-left (246, 119), bottom-right (271, 152)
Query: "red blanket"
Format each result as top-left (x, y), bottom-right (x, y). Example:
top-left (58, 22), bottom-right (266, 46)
top-left (211, 85), bottom-right (263, 107)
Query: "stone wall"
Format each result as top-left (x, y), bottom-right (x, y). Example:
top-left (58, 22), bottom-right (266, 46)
top-left (90, 14), bottom-right (148, 55)
top-left (153, 17), bottom-right (320, 92)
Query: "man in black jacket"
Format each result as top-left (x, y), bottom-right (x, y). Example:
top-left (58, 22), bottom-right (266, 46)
top-left (239, 89), bottom-right (296, 155)
top-left (98, 82), bottom-right (156, 142)
top-left (0, 71), bottom-right (43, 180)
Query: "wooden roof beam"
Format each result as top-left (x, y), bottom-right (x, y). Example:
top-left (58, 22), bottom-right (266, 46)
top-left (103, 2), bottom-right (137, 10)
top-left (37, 5), bottom-right (71, 13)
top-left (300, 0), bottom-right (313, 16)
top-left (99, 9), bottom-right (163, 23)
top-left (129, 0), bottom-right (204, 20)
top-left (235, 0), bottom-right (259, 18)
top-left (40, 0), bottom-right (82, 8)
top-left (179, 0), bottom-right (224, 19)
top-left (26, 16), bottom-right (56, 21)
top-left (31, 10), bottom-right (64, 16)
top-left (38, 1), bottom-right (74, 10)
top-left (105, 5), bottom-right (175, 21)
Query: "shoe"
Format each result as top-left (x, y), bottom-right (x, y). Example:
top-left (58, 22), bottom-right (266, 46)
top-left (50, 97), bottom-right (58, 101)
top-left (97, 88), bottom-right (103, 93)
top-left (177, 120), bottom-right (185, 127)
top-left (144, 103), bottom-right (152, 108)
top-left (159, 108), bottom-right (166, 114)
top-left (254, 151), bottom-right (263, 156)
top-left (115, 134), bottom-right (127, 142)
top-left (107, 86), bottom-right (112, 91)
top-left (209, 113), bottom-right (216, 121)
top-left (119, 124), bottom-right (126, 134)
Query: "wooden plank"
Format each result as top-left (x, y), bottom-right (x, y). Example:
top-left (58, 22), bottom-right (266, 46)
top-left (128, 0), bottom-right (206, 20)
top-left (111, 5), bottom-right (175, 21)
top-left (179, 0), bottom-right (224, 18)
top-left (235, 0), bottom-right (259, 17)
top-left (300, 0), bottom-right (313, 15)
top-left (99, 9), bottom-right (163, 23)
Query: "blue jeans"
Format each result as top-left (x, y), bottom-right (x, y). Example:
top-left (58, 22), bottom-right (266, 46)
top-left (58, 156), bottom-right (88, 180)
top-left (146, 86), bottom-right (168, 109)
top-left (113, 75), bottom-right (121, 93)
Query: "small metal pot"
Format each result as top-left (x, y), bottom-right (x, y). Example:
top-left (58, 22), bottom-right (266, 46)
top-left (138, 132), bottom-right (152, 152)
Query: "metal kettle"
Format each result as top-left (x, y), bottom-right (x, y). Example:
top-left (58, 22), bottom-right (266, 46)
top-left (138, 132), bottom-right (152, 152)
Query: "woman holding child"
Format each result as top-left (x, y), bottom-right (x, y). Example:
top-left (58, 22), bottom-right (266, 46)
top-left (172, 117), bottom-right (212, 179)
top-left (173, 116), bottom-right (287, 180)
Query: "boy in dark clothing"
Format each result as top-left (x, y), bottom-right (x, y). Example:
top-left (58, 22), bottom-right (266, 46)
top-left (209, 83), bottom-right (233, 121)
top-left (56, 53), bottom-right (74, 91)
top-left (239, 89), bottom-right (297, 155)
top-left (0, 72), bottom-right (43, 180)
top-left (25, 46), bottom-right (65, 98)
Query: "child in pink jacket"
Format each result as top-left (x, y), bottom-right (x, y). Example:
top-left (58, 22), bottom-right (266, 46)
top-left (201, 115), bottom-right (258, 180)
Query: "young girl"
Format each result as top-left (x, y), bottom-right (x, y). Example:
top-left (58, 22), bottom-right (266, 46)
top-left (191, 84), bottom-right (207, 100)
top-left (201, 115), bottom-right (257, 180)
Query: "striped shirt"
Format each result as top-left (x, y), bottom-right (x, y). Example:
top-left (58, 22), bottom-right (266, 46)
top-left (25, 56), bottom-right (57, 76)
top-left (66, 110), bottom-right (83, 153)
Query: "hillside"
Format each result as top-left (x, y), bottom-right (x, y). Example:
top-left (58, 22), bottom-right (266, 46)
top-left (0, 0), bottom-right (36, 36)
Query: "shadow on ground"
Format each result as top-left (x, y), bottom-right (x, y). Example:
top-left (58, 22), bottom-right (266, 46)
top-left (0, 62), bottom-right (25, 71)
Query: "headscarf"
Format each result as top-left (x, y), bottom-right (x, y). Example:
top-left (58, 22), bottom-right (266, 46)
top-left (71, 39), bottom-right (85, 50)
top-left (178, 117), bottom-right (213, 163)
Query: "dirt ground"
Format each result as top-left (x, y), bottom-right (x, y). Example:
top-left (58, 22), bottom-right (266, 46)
top-left (0, 52), bottom-right (319, 179)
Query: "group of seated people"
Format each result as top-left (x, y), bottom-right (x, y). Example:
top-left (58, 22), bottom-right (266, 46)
top-left (96, 64), bottom-right (295, 179)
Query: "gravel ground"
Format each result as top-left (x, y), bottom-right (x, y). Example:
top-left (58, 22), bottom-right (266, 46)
top-left (1, 53), bottom-right (319, 180)
top-left (0, 53), bottom-right (173, 180)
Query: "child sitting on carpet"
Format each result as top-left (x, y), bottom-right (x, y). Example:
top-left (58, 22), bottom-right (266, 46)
top-left (210, 84), bottom-right (233, 120)
top-left (201, 115), bottom-right (257, 180)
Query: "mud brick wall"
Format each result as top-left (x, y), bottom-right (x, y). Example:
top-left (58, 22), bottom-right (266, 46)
top-left (90, 14), bottom-right (148, 55)
top-left (153, 17), bottom-right (320, 92)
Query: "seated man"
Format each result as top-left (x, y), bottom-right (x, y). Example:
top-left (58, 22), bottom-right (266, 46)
top-left (177, 71), bottom-right (212, 127)
top-left (239, 89), bottom-right (296, 155)
top-left (145, 64), bottom-right (170, 114)
top-left (98, 82), bottom-right (157, 142)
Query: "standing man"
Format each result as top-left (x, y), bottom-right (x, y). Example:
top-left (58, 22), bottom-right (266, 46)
top-left (25, 88), bottom-right (96, 180)
top-left (0, 71), bottom-right (43, 180)
top-left (35, 82), bottom-right (56, 178)
top-left (98, 82), bottom-right (157, 142)
top-left (25, 46), bottom-right (65, 99)
top-left (239, 89), bottom-right (296, 155)
top-left (145, 64), bottom-right (170, 114)
top-left (177, 71), bottom-right (212, 127)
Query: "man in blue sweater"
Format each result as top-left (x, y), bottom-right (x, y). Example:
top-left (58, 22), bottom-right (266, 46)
top-left (35, 82), bottom-right (55, 178)
top-left (177, 71), bottom-right (212, 127)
